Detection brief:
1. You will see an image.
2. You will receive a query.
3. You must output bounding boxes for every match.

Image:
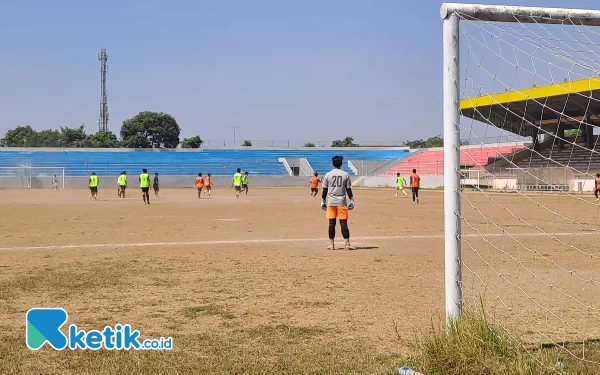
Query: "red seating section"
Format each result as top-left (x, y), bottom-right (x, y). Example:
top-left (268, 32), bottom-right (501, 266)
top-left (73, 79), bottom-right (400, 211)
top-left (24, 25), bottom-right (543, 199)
top-left (381, 146), bottom-right (523, 176)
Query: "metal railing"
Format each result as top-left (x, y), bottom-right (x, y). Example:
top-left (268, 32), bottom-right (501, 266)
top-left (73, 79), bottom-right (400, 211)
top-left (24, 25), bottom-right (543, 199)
top-left (199, 136), bottom-right (531, 148)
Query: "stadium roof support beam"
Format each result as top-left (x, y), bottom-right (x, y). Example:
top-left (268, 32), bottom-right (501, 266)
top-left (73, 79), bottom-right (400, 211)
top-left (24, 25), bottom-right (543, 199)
top-left (459, 78), bottom-right (600, 138)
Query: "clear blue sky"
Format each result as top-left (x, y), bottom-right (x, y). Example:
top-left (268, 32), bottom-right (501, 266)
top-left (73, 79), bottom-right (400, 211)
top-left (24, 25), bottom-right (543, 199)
top-left (0, 0), bottom-right (596, 143)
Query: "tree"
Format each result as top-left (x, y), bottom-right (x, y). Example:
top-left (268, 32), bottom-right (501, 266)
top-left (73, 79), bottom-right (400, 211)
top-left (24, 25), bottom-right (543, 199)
top-left (331, 136), bottom-right (359, 147)
top-left (304, 142), bottom-right (316, 147)
top-left (89, 131), bottom-right (119, 148)
top-left (120, 111), bottom-right (181, 148)
top-left (0, 126), bottom-right (38, 147)
top-left (404, 135), bottom-right (444, 149)
top-left (35, 129), bottom-right (62, 147)
top-left (181, 135), bottom-right (203, 148)
top-left (60, 125), bottom-right (88, 147)
top-left (564, 129), bottom-right (583, 137)
top-left (242, 140), bottom-right (252, 146)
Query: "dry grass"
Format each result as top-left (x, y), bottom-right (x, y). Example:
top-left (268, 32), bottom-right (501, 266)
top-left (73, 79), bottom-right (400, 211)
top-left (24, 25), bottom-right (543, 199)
top-left (1, 187), bottom-right (600, 374)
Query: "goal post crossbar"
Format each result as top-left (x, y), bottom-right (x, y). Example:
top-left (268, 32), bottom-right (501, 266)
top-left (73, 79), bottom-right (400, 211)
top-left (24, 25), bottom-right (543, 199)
top-left (440, 3), bottom-right (600, 25)
top-left (440, 3), bottom-right (600, 325)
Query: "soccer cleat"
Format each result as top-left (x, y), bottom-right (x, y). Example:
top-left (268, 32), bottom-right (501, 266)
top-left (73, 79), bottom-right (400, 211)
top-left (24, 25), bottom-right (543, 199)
top-left (327, 244), bottom-right (334, 250)
top-left (345, 244), bottom-right (357, 250)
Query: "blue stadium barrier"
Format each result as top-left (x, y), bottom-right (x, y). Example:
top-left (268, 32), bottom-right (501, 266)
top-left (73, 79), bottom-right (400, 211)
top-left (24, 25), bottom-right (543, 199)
top-left (0, 149), bottom-right (408, 177)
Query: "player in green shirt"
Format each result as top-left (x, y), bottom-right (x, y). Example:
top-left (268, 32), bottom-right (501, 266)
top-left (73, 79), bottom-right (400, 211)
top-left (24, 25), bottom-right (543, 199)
top-left (140, 168), bottom-right (151, 204)
top-left (232, 168), bottom-right (243, 199)
top-left (242, 172), bottom-right (249, 196)
top-left (395, 172), bottom-right (407, 197)
top-left (117, 171), bottom-right (127, 198)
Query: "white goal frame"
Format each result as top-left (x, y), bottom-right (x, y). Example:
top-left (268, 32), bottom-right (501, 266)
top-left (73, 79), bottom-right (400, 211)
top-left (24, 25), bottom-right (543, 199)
top-left (441, 3), bottom-right (600, 324)
top-left (0, 167), bottom-right (66, 189)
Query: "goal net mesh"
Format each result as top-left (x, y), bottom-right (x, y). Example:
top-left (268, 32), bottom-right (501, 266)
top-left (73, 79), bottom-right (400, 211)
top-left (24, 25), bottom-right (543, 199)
top-left (0, 167), bottom-right (65, 189)
top-left (456, 8), bottom-right (600, 369)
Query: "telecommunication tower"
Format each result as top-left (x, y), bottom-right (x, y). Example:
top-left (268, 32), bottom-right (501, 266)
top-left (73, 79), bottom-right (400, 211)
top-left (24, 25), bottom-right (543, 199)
top-left (98, 48), bottom-right (109, 132)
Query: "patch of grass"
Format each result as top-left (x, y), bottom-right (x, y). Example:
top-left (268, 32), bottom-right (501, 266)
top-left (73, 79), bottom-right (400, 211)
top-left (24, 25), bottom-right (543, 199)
top-left (247, 324), bottom-right (326, 341)
top-left (180, 304), bottom-right (235, 320)
top-left (402, 303), bottom-right (600, 375)
top-left (288, 300), bottom-right (333, 308)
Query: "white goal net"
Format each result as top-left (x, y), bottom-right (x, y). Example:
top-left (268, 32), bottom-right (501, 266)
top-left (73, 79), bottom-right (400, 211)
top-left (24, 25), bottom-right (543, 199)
top-left (443, 3), bottom-right (600, 371)
top-left (0, 167), bottom-right (65, 189)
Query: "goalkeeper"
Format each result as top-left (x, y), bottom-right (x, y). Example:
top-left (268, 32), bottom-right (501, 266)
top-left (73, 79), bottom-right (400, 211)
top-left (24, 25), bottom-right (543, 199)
top-left (321, 155), bottom-right (356, 250)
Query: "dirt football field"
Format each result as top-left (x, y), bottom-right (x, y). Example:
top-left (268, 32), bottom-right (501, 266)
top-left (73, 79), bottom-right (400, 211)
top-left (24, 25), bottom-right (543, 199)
top-left (1, 186), bottom-right (600, 374)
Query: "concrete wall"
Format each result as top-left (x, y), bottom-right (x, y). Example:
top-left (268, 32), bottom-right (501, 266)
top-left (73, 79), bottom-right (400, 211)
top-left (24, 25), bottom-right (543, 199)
top-left (572, 178), bottom-right (596, 192)
top-left (354, 175), bottom-right (444, 189)
top-left (284, 158), bottom-right (313, 176)
top-left (0, 175), bottom-right (321, 189)
top-left (492, 178), bottom-right (518, 190)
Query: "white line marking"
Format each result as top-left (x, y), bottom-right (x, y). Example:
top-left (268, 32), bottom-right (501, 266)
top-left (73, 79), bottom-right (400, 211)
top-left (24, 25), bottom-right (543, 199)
top-left (0, 232), bottom-right (598, 252)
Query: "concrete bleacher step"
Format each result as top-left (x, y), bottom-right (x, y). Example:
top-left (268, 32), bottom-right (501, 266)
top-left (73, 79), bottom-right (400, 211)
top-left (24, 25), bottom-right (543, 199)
top-left (0, 148), bottom-right (409, 177)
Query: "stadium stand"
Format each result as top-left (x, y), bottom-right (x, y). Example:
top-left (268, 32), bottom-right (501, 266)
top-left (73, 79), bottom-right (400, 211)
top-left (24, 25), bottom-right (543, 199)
top-left (0, 148), bottom-right (408, 177)
top-left (486, 136), bottom-right (600, 173)
top-left (381, 145), bottom-right (523, 176)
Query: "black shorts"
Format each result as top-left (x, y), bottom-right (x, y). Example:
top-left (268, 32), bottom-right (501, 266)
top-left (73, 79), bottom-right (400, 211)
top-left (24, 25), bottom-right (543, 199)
top-left (242, 184), bottom-right (248, 189)
top-left (153, 184), bottom-right (159, 191)
top-left (411, 187), bottom-right (419, 193)
top-left (141, 187), bottom-right (149, 193)
top-left (311, 188), bottom-right (318, 193)
top-left (90, 186), bottom-right (98, 193)
top-left (119, 185), bottom-right (126, 190)
top-left (235, 185), bottom-right (242, 191)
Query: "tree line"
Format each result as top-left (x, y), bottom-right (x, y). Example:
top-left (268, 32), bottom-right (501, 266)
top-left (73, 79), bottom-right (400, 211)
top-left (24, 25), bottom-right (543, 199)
top-left (0, 111), bottom-right (203, 149)
top-left (1, 114), bottom-right (450, 149)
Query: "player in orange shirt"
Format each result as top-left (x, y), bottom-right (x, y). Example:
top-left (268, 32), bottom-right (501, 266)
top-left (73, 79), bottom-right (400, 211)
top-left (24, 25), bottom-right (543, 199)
top-left (595, 173), bottom-right (600, 202)
top-left (195, 173), bottom-right (204, 199)
top-left (204, 173), bottom-right (212, 197)
top-left (410, 168), bottom-right (420, 204)
top-left (309, 172), bottom-right (321, 198)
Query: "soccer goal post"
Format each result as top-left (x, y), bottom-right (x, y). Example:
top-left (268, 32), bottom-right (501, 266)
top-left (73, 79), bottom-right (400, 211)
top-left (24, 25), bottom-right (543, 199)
top-left (0, 167), bottom-right (66, 189)
top-left (442, 2), bottom-right (600, 367)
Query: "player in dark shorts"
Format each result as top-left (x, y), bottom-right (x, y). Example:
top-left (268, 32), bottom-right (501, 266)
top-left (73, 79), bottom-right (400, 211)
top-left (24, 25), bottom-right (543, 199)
top-left (242, 172), bottom-right (249, 196)
top-left (310, 172), bottom-right (320, 197)
top-left (89, 172), bottom-right (99, 201)
top-left (232, 168), bottom-right (243, 199)
top-left (140, 168), bottom-right (151, 204)
top-left (153, 173), bottom-right (159, 198)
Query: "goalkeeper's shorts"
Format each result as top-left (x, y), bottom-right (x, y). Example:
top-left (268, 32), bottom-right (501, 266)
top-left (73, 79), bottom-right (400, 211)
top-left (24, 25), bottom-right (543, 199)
top-left (326, 206), bottom-right (349, 220)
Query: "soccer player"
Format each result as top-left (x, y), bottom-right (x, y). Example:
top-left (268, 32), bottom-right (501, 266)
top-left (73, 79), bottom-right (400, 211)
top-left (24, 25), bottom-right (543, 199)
top-left (232, 168), bottom-right (242, 199)
top-left (140, 169), bottom-right (151, 204)
top-left (153, 173), bottom-right (160, 198)
top-left (117, 171), bottom-right (127, 198)
top-left (595, 173), bottom-right (600, 202)
top-left (321, 155), bottom-right (356, 250)
top-left (51, 175), bottom-right (59, 190)
top-left (204, 173), bottom-right (212, 196)
top-left (395, 172), bottom-right (407, 197)
top-left (242, 172), bottom-right (249, 196)
top-left (195, 173), bottom-right (204, 199)
top-left (410, 168), bottom-right (420, 204)
top-left (89, 172), bottom-right (99, 201)
top-left (310, 172), bottom-right (320, 198)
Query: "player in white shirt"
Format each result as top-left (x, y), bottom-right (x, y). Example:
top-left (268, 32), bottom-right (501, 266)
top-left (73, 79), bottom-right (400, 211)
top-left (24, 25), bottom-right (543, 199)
top-left (321, 155), bottom-right (356, 250)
